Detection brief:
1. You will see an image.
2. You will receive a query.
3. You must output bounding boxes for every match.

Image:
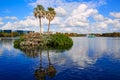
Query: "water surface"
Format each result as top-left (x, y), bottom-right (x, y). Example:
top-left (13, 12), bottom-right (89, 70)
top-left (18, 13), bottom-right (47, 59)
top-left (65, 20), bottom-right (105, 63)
top-left (0, 37), bottom-right (120, 80)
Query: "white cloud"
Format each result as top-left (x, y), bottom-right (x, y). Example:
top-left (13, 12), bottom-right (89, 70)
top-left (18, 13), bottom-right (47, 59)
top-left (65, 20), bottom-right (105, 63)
top-left (1, 15), bottom-right (62, 32)
top-left (0, 48), bottom-right (3, 56)
top-left (93, 14), bottom-right (104, 21)
top-left (0, 17), bottom-right (4, 25)
top-left (93, 22), bottom-right (108, 29)
top-left (63, 4), bottom-right (97, 28)
top-left (5, 16), bottom-right (18, 20)
top-left (50, 17), bottom-right (61, 25)
top-left (1, 22), bottom-right (13, 30)
top-left (110, 12), bottom-right (120, 19)
top-left (55, 7), bottom-right (67, 17)
top-left (104, 18), bottom-right (113, 24)
top-left (111, 19), bottom-right (120, 28)
top-left (1, 16), bottom-right (39, 31)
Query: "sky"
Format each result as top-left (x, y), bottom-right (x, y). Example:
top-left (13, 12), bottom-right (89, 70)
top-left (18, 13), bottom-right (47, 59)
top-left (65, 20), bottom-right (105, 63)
top-left (0, 0), bottom-right (120, 33)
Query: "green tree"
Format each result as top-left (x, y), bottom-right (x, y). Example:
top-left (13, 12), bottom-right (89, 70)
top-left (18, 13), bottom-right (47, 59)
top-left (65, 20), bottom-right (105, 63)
top-left (34, 5), bottom-right (45, 35)
top-left (46, 7), bottom-right (56, 33)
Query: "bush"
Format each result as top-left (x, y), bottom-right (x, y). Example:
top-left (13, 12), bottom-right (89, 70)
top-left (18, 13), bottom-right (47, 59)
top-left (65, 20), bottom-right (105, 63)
top-left (14, 38), bottom-right (24, 48)
top-left (47, 34), bottom-right (73, 49)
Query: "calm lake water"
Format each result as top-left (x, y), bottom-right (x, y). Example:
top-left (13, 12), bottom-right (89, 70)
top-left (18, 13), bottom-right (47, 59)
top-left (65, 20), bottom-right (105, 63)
top-left (0, 37), bottom-right (120, 80)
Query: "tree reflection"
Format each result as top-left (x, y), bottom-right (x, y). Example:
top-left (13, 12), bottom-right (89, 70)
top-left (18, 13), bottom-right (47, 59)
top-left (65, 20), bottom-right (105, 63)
top-left (21, 46), bottom-right (39, 58)
top-left (16, 45), bottom-right (72, 80)
top-left (46, 50), bottom-right (57, 78)
top-left (34, 49), bottom-right (56, 80)
top-left (34, 48), bottom-right (46, 80)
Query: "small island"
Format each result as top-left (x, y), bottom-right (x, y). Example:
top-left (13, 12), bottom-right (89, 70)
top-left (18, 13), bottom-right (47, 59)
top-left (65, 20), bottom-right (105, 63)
top-left (14, 33), bottom-right (73, 50)
top-left (14, 5), bottom-right (73, 50)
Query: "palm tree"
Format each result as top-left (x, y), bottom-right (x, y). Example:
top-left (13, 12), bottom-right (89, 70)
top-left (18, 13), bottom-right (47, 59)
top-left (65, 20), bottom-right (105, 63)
top-left (46, 7), bottom-right (56, 33)
top-left (34, 5), bottom-right (45, 35)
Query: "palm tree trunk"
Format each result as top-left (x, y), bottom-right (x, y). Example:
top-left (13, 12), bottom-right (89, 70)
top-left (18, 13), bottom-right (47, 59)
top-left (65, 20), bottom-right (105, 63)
top-left (39, 18), bottom-right (42, 35)
top-left (47, 20), bottom-right (50, 33)
top-left (47, 50), bottom-right (51, 65)
top-left (40, 49), bottom-right (42, 68)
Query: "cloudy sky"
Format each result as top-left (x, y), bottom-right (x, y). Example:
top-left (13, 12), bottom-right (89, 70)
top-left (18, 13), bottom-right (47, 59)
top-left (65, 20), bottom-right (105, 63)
top-left (0, 0), bottom-right (120, 33)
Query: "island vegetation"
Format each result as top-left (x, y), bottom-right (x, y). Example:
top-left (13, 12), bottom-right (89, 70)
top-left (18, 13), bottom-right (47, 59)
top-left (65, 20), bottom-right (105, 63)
top-left (14, 33), bottom-right (73, 50)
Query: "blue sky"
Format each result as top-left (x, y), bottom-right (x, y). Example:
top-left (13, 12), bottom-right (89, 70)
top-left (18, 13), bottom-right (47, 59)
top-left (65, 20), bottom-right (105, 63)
top-left (0, 0), bottom-right (31, 19)
top-left (0, 0), bottom-right (120, 33)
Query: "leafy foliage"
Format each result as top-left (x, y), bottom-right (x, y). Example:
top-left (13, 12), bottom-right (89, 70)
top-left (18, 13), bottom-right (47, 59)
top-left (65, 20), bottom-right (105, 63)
top-left (46, 7), bottom-right (56, 32)
top-left (34, 5), bottom-right (46, 34)
top-left (14, 38), bottom-right (24, 48)
top-left (47, 34), bottom-right (73, 49)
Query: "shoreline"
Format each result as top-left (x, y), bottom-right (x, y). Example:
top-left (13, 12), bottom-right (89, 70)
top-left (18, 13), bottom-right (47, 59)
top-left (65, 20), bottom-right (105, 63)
top-left (0, 37), bottom-right (20, 40)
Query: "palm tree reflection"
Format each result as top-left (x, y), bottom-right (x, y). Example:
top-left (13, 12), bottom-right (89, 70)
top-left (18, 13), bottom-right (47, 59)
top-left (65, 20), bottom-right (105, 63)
top-left (46, 50), bottom-right (57, 78)
top-left (34, 49), bottom-right (46, 80)
top-left (34, 49), bottom-right (56, 80)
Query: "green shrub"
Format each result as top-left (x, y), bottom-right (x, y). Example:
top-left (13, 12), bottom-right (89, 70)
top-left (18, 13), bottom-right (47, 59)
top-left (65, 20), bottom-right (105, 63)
top-left (47, 34), bottom-right (73, 49)
top-left (14, 38), bottom-right (24, 48)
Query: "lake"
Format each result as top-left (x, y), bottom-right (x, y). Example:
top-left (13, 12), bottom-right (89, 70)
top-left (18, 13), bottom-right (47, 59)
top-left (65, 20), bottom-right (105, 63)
top-left (0, 37), bottom-right (120, 80)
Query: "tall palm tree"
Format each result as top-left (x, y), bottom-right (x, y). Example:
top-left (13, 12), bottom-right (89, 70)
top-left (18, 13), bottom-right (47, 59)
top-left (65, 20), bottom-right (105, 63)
top-left (46, 7), bottom-right (56, 33)
top-left (34, 5), bottom-right (45, 35)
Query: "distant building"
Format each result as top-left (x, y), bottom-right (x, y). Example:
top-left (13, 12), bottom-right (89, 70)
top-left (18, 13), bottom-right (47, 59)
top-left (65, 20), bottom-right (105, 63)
top-left (14, 30), bottom-right (34, 35)
top-left (3, 30), bottom-right (12, 33)
top-left (0, 29), bottom-right (34, 34)
top-left (0, 29), bottom-right (2, 32)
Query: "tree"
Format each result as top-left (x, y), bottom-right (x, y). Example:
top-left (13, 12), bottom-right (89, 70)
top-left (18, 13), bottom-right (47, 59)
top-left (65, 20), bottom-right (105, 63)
top-left (34, 5), bottom-right (45, 35)
top-left (46, 7), bottom-right (56, 33)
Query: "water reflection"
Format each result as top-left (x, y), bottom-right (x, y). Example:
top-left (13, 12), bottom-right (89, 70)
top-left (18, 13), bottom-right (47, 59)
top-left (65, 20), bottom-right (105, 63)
top-left (34, 48), bottom-right (46, 80)
top-left (67, 37), bottom-right (120, 68)
top-left (46, 50), bottom-right (56, 78)
top-left (0, 39), bottom-right (14, 51)
top-left (21, 37), bottom-right (120, 71)
top-left (34, 49), bottom-right (57, 80)
top-left (20, 47), bottom-right (58, 80)
top-left (0, 39), bottom-right (19, 56)
top-left (1, 37), bottom-right (120, 80)
top-left (21, 46), bottom-right (39, 58)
